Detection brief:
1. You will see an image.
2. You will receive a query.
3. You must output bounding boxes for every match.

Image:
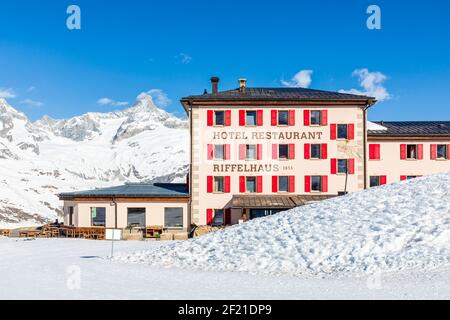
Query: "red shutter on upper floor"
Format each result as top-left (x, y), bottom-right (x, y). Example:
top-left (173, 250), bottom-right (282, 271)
top-left (369, 144), bottom-right (381, 160)
top-left (448, 145), bottom-right (450, 158)
top-left (207, 176), bottom-right (213, 193)
top-left (348, 159), bottom-right (355, 175)
top-left (288, 110), bottom-right (295, 126)
top-left (239, 176), bottom-right (246, 193)
top-left (224, 176), bottom-right (231, 193)
top-left (224, 110), bottom-right (232, 126)
top-left (303, 110), bottom-right (310, 126)
top-left (330, 159), bottom-right (337, 174)
top-left (271, 110), bottom-right (278, 126)
top-left (207, 144), bottom-right (214, 160)
top-left (400, 176), bottom-right (407, 181)
top-left (207, 110), bottom-right (214, 127)
top-left (289, 176), bottom-right (295, 193)
top-left (256, 176), bottom-right (263, 193)
top-left (224, 144), bottom-right (231, 160)
top-left (321, 176), bottom-right (328, 193)
top-left (430, 144), bottom-right (437, 160)
top-left (289, 144), bottom-right (295, 160)
top-left (418, 144), bottom-right (424, 160)
top-left (239, 144), bottom-right (246, 160)
top-left (380, 176), bottom-right (387, 185)
top-left (321, 110), bottom-right (328, 126)
top-left (257, 144), bottom-right (263, 160)
top-left (224, 209), bottom-right (231, 225)
top-left (272, 176), bottom-right (278, 193)
top-left (304, 176), bottom-right (311, 193)
top-left (330, 124), bottom-right (337, 140)
top-left (400, 144), bottom-right (407, 160)
top-left (239, 110), bottom-right (246, 126)
top-left (272, 144), bottom-right (278, 160)
top-left (256, 110), bottom-right (263, 126)
top-left (304, 144), bottom-right (310, 159)
top-left (206, 209), bottom-right (213, 226)
top-left (321, 144), bottom-right (328, 159)
top-left (347, 124), bottom-right (355, 140)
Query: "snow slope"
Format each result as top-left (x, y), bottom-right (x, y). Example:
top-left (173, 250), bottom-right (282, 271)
top-left (115, 172), bottom-right (450, 276)
top-left (0, 96), bottom-right (189, 228)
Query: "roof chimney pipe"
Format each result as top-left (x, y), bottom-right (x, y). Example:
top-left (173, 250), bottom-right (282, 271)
top-left (211, 77), bottom-right (219, 95)
top-left (239, 78), bottom-right (247, 93)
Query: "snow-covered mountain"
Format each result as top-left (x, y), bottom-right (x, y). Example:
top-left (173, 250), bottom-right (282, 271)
top-left (0, 95), bottom-right (189, 228)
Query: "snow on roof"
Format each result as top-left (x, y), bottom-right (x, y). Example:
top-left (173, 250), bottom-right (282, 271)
top-left (367, 121), bottom-right (388, 131)
top-left (114, 171), bottom-right (450, 276)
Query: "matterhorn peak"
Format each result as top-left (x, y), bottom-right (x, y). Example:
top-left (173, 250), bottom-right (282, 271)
top-left (128, 93), bottom-right (158, 113)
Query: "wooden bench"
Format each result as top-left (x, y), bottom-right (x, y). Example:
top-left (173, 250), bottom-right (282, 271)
top-left (19, 230), bottom-right (41, 238)
top-left (0, 229), bottom-right (11, 237)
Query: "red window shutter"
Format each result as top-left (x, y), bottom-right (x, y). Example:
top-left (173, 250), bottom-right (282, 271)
top-left (400, 144), bottom-right (407, 160)
top-left (271, 110), bottom-right (278, 126)
top-left (418, 144), bottom-right (424, 160)
top-left (256, 176), bottom-right (263, 193)
top-left (224, 144), bottom-right (231, 160)
top-left (272, 176), bottom-right (278, 193)
top-left (330, 124), bottom-right (337, 140)
top-left (400, 176), bottom-right (407, 181)
top-left (448, 144), bottom-right (450, 159)
top-left (304, 144), bottom-right (310, 159)
top-left (303, 110), bottom-right (310, 126)
top-left (224, 209), bottom-right (231, 225)
top-left (224, 110), bottom-right (232, 126)
top-left (304, 176), bottom-right (311, 193)
top-left (289, 176), bottom-right (295, 193)
top-left (380, 176), bottom-right (387, 185)
top-left (430, 144), bottom-right (437, 160)
top-left (206, 209), bottom-right (213, 226)
top-left (256, 110), bottom-right (263, 126)
top-left (348, 159), bottom-right (355, 175)
top-left (321, 144), bottom-right (328, 159)
top-left (321, 110), bottom-right (328, 126)
top-left (289, 144), bottom-right (296, 160)
top-left (239, 176), bottom-right (246, 193)
top-left (239, 144), bottom-right (246, 160)
top-left (375, 144), bottom-right (381, 160)
top-left (272, 144), bottom-right (278, 160)
top-left (330, 159), bottom-right (337, 174)
top-left (239, 110), bottom-right (246, 126)
top-left (288, 110), bottom-right (295, 126)
top-left (207, 110), bottom-right (214, 127)
top-left (321, 176), bottom-right (328, 193)
top-left (224, 176), bottom-right (231, 193)
top-left (347, 124), bottom-right (355, 140)
top-left (369, 144), bottom-right (381, 160)
top-left (207, 144), bottom-right (214, 160)
top-left (207, 176), bottom-right (213, 193)
top-left (257, 144), bottom-right (263, 160)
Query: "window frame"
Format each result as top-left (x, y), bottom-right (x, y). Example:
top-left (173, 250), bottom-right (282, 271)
top-left (337, 159), bottom-right (348, 174)
top-left (164, 207), bottom-right (184, 229)
top-left (214, 111), bottom-right (225, 126)
top-left (278, 144), bottom-right (289, 160)
top-left (213, 209), bottom-right (225, 226)
top-left (246, 177), bottom-right (257, 193)
top-left (370, 176), bottom-right (381, 188)
top-left (91, 207), bottom-right (106, 227)
top-left (245, 111), bottom-right (257, 127)
top-left (214, 176), bottom-right (225, 193)
top-left (277, 111), bottom-right (289, 126)
top-left (310, 110), bottom-right (322, 126)
top-left (311, 176), bottom-right (322, 192)
top-left (406, 144), bottom-right (418, 160)
top-left (437, 144), bottom-right (448, 160)
top-left (310, 144), bottom-right (322, 160)
top-left (246, 144), bottom-right (257, 160)
top-left (278, 176), bottom-right (289, 193)
top-left (337, 124), bottom-right (348, 140)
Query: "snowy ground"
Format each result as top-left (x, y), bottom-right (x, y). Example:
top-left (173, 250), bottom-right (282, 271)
top-left (1, 237), bottom-right (450, 300)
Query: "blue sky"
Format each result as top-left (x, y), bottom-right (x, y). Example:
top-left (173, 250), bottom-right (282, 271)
top-left (0, 0), bottom-right (449, 121)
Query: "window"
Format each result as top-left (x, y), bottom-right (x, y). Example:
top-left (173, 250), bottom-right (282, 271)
top-left (337, 159), bottom-right (348, 174)
top-left (310, 144), bottom-right (322, 159)
top-left (246, 145), bottom-right (257, 160)
top-left (278, 144), bottom-right (289, 160)
top-left (337, 124), bottom-right (348, 139)
top-left (278, 111), bottom-right (289, 126)
top-left (310, 111), bottom-right (321, 125)
top-left (68, 206), bottom-right (74, 226)
top-left (214, 111), bottom-right (225, 126)
top-left (407, 145), bottom-right (418, 159)
top-left (214, 176), bottom-right (224, 193)
top-left (91, 207), bottom-right (106, 227)
top-left (164, 208), bottom-right (183, 229)
top-left (338, 191), bottom-right (349, 196)
top-left (311, 176), bottom-right (322, 192)
top-left (213, 209), bottom-right (224, 226)
top-left (127, 208), bottom-right (145, 228)
top-left (407, 176), bottom-right (419, 180)
top-left (214, 145), bottom-right (225, 160)
top-left (437, 144), bottom-right (448, 159)
top-left (278, 176), bottom-right (289, 192)
top-left (246, 177), bottom-right (256, 193)
top-left (370, 176), bottom-right (381, 188)
top-left (246, 111), bottom-right (257, 126)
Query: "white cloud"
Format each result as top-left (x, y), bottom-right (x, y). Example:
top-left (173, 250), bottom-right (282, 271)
top-left (175, 53), bottom-right (192, 65)
top-left (0, 88), bottom-right (17, 99)
top-left (27, 86), bottom-right (36, 92)
top-left (21, 99), bottom-right (44, 107)
top-left (138, 89), bottom-right (172, 108)
top-left (282, 70), bottom-right (313, 88)
top-left (97, 97), bottom-right (129, 107)
top-left (339, 68), bottom-right (391, 101)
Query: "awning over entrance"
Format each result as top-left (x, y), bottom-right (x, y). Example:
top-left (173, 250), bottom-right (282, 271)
top-left (230, 195), bottom-right (335, 209)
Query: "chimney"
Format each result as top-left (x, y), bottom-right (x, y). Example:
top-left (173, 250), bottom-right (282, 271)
top-left (211, 77), bottom-right (219, 95)
top-left (239, 78), bottom-right (247, 93)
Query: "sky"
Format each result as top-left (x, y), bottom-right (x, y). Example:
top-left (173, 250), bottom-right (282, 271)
top-left (0, 0), bottom-right (449, 121)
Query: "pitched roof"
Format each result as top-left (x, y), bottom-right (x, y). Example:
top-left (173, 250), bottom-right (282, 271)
top-left (182, 87), bottom-right (375, 102)
top-left (59, 183), bottom-right (189, 200)
top-left (231, 195), bottom-right (335, 209)
top-left (368, 121), bottom-right (450, 136)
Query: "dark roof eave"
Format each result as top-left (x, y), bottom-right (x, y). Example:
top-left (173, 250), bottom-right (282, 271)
top-left (59, 194), bottom-right (190, 200)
